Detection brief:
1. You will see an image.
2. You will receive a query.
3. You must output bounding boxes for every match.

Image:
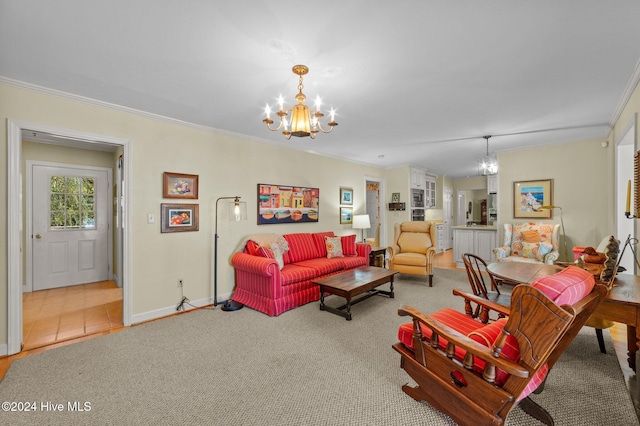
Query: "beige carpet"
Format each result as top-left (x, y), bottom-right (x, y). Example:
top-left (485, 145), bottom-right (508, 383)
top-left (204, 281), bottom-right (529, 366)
top-left (0, 268), bottom-right (637, 425)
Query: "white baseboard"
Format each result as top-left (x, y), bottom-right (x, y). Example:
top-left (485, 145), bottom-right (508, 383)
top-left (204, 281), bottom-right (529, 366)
top-left (130, 292), bottom-right (231, 325)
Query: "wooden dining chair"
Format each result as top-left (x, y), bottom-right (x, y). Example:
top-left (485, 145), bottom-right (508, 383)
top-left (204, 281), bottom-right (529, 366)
top-left (457, 253), bottom-right (511, 324)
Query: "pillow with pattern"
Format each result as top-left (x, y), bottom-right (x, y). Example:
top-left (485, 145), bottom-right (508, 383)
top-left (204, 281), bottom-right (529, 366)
top-left (521, 242), bottom-right (540, 259)
top-left (325, 236), bottom-right (344, 258)
top-left (536, 241), bottom-right (553, 262)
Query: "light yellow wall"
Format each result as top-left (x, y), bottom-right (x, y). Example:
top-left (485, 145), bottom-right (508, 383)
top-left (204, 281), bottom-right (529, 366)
top-left (0, 83), bottom-right (385, 347)
top-left (496, 138), bottom-right (613, 253)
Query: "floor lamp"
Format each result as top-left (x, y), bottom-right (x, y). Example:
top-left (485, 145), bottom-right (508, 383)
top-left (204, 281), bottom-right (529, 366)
top-left (352, 214), bottom-right (371, 243)
top-left (214, 196), bottom-right (246, 311)
top-left (539, 205), bottom-right (568, 262)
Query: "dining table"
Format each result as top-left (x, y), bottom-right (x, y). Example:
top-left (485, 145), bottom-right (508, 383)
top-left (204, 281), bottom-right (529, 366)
top-left (487, 261), bottom-right (640, 372)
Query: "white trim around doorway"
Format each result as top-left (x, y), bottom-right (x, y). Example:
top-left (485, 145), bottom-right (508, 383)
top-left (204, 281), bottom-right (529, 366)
top-left (6, 119), bottom-right (132, 356)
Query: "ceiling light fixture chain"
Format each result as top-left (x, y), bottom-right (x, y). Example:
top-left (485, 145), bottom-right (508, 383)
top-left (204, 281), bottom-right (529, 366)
top-left (479, 135), bottom-right (498, 176)
top-left (263, 65), bottom-right (338, 140)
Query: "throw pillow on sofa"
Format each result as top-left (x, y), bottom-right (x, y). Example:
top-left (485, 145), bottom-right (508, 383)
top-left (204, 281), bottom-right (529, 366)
top-left (341, 234), bottom-right (357, 256)
top-left (325, 236), bottom-right (344, 258)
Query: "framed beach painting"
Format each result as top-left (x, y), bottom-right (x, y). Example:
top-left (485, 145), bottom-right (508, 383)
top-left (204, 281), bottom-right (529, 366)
top-left (340, 187), bottom-right (353, 205)
top-left (161, 203), bottom-right (199, 233)
top-left (163, 172), bottom-right (198, 199)
top-left (513, 179), bottom-right (553, 219)
top-left (340, 207), bottom-right (353, 224)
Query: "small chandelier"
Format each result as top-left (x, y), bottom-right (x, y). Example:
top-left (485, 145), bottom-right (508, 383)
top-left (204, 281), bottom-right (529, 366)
top-left (263, 65), bottom-right (338, 140)
top-left (479, 135), bottom-right (498, 175)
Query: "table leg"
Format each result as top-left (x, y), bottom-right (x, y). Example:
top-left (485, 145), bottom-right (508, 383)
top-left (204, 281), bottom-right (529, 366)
top-left (629, 325), bottom-right (638, 372)
top-left (389, 277), bottom-right (395, 298)
top-left (345, 297), bottom-right (352, 321)
top-left (319, 286), bottom-right (325, 311)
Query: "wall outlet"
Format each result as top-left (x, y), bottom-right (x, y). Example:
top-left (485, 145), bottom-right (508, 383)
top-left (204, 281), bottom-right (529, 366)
top-left (178, 279), bottom-right (183, 288)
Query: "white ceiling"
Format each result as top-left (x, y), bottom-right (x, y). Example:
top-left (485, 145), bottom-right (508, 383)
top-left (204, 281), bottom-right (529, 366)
top-left (2, 1), bottom-right (640, 177)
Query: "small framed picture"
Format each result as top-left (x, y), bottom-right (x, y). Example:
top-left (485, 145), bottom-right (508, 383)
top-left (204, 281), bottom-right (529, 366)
top-left (340, 187), bottom-right (353, 205)
top-left (340, 207), bottom-right (353, 224)
top-left (391, 192), bottom-right (400, 203)
top-left (161, 203), bottom-right (199, 233)
top-left (163, 172), bottom-right (198, 199)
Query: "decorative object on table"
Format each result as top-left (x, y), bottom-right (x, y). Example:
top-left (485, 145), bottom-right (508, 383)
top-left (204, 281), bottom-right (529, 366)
top-left (352, 214), bottom-right (371, 242)
top-left (513, 179), bottom-right (553, 219)
top-left (262, 64), bottom-right (338, 140)
top-left (339, 187), bottom-right (353, 205)
top-left (538, 205), bottom-right (568, 261)
top-left (478, 135), bottom-right (498, 176)
top-left (214, 196), bottom-right (247, 311)
top-left (340, 207), bottom-right (353, 224)
top-left (257, 183), bottom-right (319, 225)
top-left (163, 172), bottom-right (198, 199)
top-left (160, 203), bottom-right (199, 233)
top-left (391, 192), bottom-right (400, 203)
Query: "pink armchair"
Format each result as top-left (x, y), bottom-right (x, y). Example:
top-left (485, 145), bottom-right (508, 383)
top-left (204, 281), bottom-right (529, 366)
top-left (493, 222), bottom-right (560, 264)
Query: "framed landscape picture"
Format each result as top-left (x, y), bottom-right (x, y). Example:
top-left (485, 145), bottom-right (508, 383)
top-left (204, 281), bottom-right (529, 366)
top-left (340, 207), bottom-right (353, 224)
top-left (513, 179), bottom-right (553, 219)
top-left (161, 203), bottom-right (199, 232)
top-left (163, 172), bottom-right (198, 199)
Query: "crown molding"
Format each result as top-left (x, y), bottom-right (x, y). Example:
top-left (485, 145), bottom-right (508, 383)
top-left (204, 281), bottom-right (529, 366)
top-left (0, 76), bottom-right (383, 171)
top-left (610, 56), bottom-right (640, 127)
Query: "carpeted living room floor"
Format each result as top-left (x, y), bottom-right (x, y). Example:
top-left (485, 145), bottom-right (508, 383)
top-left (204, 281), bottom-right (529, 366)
top-left (0, 265), bottom-right (637, 425)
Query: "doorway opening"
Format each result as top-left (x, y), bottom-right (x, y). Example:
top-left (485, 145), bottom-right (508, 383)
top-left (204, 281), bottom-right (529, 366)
top-left (7, 120), bottom-right (132, 356)
top-left (365, 177), bottom-right (385, 248)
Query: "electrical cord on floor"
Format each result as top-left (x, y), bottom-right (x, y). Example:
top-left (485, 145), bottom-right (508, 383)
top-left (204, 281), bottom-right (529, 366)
top-left (175, 285), bottom-right (216, 311)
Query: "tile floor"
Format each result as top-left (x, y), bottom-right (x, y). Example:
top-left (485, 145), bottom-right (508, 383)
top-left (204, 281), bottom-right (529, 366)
top-left (22, 280), bottom-right (123, 350)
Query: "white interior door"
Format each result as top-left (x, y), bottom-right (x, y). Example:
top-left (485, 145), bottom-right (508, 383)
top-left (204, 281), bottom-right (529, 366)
top-left (443, 188), bottom-right (453, 249)
top-left (32, 163), bottom-right (111, 290)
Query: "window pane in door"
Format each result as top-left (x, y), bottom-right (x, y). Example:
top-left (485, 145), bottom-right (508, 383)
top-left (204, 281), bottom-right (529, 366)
top-left (49, 176), bottom-right (96, 230)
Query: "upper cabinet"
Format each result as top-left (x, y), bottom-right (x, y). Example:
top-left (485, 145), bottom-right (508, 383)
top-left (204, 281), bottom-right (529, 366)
top-left (410, 167), bottom-right (426, 188)
top-left (487, 174), bottom-right (498, 194)
top-left (425, 174), bottom-right (437, 208)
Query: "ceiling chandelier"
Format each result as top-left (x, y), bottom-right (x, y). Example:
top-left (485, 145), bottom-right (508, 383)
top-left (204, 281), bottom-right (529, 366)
top-left (263, 65), bottom-right (338, 140)
top-left (479, 135), bottom-right (498, 175)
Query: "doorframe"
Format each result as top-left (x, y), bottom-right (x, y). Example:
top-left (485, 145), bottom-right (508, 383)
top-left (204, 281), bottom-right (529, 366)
top-left (364, 176), bottom-right (386, 248)
top-left (7, 119), bottom-right (132, 356)
top-left (25, 161), bottom-right (113, 292)
top-left (615, 113), bottom-right (637, 274)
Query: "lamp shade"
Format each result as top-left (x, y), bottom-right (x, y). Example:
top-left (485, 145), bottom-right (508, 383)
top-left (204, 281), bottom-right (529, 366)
top-left (352, 214), bottom-right (371, 230)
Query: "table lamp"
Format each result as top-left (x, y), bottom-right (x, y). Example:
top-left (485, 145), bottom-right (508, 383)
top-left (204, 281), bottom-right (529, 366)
top-left (352, 214), bottom-right (371, 243)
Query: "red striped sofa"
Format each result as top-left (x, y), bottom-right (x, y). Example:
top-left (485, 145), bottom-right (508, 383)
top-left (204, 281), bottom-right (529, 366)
top-left (231, 232), bottom-right (372, 316)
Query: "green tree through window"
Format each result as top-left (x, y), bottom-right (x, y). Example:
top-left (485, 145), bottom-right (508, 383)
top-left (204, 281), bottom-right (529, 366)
top-left (50, 176), bottom-right (95, 229)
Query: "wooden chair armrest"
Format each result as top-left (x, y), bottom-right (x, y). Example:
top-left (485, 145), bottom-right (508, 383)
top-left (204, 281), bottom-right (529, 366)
top-left (397, 306), bottom-right (529, 378)
top-left (452, 289), bottom-right (511, 318)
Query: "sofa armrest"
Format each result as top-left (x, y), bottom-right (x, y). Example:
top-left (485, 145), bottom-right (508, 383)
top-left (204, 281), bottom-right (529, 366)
top-left (356, 242), bottom-right (372, 258)
top-left (231, 252), bottom-right (283, 299)
top-left (543, 250), bottom-right (560, 265)
top-left (493, 246), bottom-right (511, 260)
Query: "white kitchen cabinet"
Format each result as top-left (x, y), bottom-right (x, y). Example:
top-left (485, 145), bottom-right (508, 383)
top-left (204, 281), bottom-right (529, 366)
top-left (411, 167), bottom-right (426, 188)
top-left (452, 227), bottom-right (497, 267)
top-left (487, 174), bottom-right (498, 194)
top-left (434, 223), bottom-right (445, 253)
top-left (425, 175), bottom-right (436, 208)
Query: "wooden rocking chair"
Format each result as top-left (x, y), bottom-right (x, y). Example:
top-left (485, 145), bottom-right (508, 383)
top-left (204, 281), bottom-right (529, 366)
top-left (393, 279), bottom-right (608, 425)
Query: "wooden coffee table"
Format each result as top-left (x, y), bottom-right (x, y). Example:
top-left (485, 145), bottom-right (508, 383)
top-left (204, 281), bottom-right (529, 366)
top-left (313, 266), bottom-right (398, 320)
